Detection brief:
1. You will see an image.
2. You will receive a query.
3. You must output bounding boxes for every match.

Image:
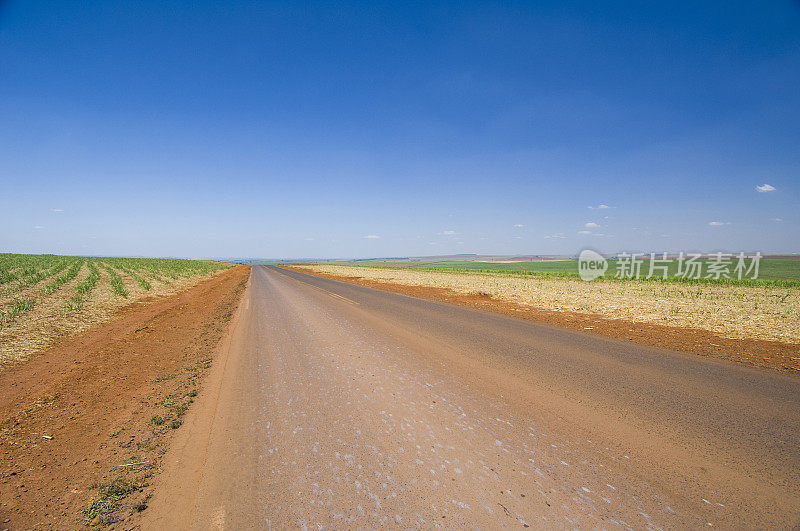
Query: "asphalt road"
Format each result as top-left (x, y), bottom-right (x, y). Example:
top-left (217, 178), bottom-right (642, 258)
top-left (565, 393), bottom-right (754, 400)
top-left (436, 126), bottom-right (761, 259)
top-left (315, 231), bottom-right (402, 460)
top-left (145, 265), bottom-right (800, 529)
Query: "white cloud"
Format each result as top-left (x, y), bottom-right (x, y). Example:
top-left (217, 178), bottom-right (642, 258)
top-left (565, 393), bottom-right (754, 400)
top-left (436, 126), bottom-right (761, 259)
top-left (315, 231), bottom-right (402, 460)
top-left (708, 221), bottom-right (729, 226)
top-left (588, 204), bottom-right (611, 210)
top-left (363, 234), bottom-right (380, 239)
top-left (544, 233), bottom-right (566, 239)
top-left (441, 230), bottom-right (458, 235)
top-left (585, 222), bottom-right (599, 228)
top-left (513, 224), bottom-right (524, 228)
top-left (756, 184), bottom-right (776, 193)
top-left (577, 230), bottom-right (592, 235)
top-left (772, 218), bottom-right (783, 223)
top-left (34, 225), bottom-right (44, 230)
top-left (50, 208), bottom-right (64, 213)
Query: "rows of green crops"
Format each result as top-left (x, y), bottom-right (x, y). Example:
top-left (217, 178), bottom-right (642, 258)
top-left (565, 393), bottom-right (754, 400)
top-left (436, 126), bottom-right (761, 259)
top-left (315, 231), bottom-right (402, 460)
top-left (0, 254), bottom-right (231, 327)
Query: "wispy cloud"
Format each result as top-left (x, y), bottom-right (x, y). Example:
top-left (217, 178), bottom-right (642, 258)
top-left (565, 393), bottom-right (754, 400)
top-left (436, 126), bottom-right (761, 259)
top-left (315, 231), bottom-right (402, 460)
top-left (577, 230), bottom-right (592, 235)
top-left (584, 222), bottom-right (599, 228)
top-left (440, 230), bottom-right (458, 235)
top-left (544, 233), bottom-right (566, 239)
top-left (588, 204), bottom-right (611, 210)
top-left (708, 221), bottom-right (729, 226)
top-left (34, 225), bottom-right (44, 230)
top-left (771, 218), bottom-right (783, 223)
top-left (513, 224), bottom-right (524, 228)
top-left (304, 237), bottom-right (315, 241)
top-left (756, 183), bottom-right (776, 193)
top-left (363, 234), bottom-right (380, 239)
top-left (50, 208), bottom-right (64, 213)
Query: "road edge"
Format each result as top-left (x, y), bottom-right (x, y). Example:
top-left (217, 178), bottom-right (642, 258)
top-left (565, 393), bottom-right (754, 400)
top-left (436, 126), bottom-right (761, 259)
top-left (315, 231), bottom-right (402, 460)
top-left (131, 269), bottom-right (252, 530)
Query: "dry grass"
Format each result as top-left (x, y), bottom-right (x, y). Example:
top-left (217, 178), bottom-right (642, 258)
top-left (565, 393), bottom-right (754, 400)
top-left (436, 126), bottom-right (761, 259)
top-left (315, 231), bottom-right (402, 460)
top-left (0, 258), bottom-right (231, 366)
top-left (299, 265), bottom-right (800, 344)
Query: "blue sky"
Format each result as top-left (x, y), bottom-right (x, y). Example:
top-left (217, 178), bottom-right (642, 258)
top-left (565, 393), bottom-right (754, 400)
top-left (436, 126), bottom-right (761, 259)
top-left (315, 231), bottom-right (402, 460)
top-left (1, 1), bottom-right (798, 259)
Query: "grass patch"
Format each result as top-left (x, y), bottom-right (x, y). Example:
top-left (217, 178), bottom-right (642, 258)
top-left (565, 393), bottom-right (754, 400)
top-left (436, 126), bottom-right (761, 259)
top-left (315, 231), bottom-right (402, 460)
top-left (84, 478), bottom-right (136, 525)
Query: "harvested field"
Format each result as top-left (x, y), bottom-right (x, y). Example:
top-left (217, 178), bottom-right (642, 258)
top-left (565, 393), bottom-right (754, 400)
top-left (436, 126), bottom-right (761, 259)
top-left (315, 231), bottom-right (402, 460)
top-left (295, 264), bottom-right (800, 345)
top-left (0, 254), bottom-right (232, 367)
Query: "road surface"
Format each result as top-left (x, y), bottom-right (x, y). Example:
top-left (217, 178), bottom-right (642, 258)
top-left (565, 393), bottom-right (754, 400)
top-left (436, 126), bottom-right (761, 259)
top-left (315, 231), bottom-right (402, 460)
top-left (145, 265), bottom-right (800, 529)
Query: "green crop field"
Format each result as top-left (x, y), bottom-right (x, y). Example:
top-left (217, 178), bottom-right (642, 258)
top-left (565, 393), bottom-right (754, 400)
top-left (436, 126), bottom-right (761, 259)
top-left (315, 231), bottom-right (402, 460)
top-left (0, 254), bottom-right (231, 328)
top-left (324, 257), bottom-right (800, 287)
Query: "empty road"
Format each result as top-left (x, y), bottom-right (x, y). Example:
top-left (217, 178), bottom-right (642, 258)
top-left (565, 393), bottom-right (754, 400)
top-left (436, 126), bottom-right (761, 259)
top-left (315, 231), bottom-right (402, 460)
top-left (145, 265), bottom-right (800, 529)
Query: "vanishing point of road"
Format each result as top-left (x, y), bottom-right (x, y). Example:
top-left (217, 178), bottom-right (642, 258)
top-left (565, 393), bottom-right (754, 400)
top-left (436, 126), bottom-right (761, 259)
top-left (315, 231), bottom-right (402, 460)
top-left (145, 265), bottom-right (800, 529)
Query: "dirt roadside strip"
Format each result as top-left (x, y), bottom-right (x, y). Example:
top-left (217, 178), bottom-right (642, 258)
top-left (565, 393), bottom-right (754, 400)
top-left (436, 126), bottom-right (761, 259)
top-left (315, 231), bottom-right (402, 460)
top-left (284, 266), bottom-right (800, 374)
top-left (0, 264), bottom-right (250, 529)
